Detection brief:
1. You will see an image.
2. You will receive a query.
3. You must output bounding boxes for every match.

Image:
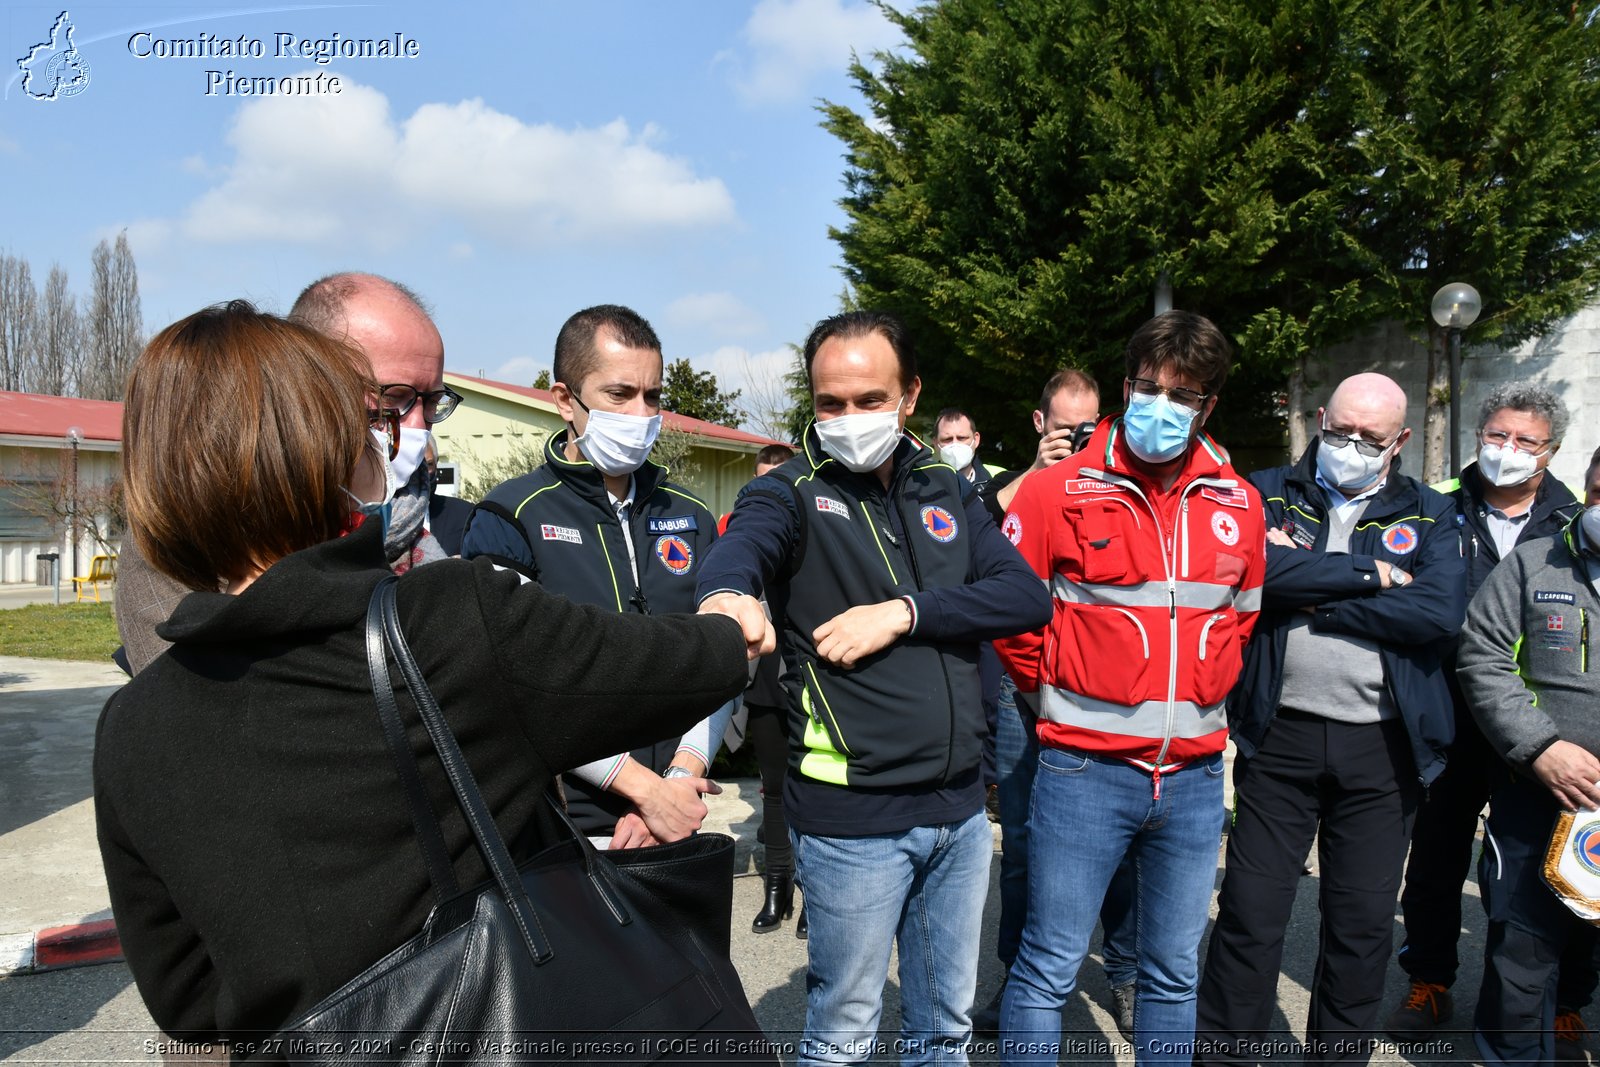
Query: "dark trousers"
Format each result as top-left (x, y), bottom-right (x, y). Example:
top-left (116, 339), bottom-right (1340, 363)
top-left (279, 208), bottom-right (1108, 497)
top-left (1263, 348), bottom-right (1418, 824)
top-left (747, 702), bottom-right (792, 873)
top-left (1474, 776), bottom-right (1600, 1065)
top-left (1196, 711), bottom-right (1421, 1067)
top-left (1399, 706), bottom-right (1599, 1007)
top-left (1397, 701), bottom-right (1495, 987)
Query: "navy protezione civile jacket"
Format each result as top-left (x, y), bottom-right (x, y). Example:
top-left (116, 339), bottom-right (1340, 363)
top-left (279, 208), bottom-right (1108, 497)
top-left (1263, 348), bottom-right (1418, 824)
top-left (1229, 441), bottom-right (1467, 786)
top-left (697, 427), bottom-right (1049, 795)
top-left (460, 431), bottom-right (722, 833)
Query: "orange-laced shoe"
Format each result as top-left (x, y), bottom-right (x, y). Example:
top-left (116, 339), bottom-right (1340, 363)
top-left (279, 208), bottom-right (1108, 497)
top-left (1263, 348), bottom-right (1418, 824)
top-left (1554, 1008), bottom-right (1590, 1063)
top-left (1385, 980), bottom-right (1454, 1039)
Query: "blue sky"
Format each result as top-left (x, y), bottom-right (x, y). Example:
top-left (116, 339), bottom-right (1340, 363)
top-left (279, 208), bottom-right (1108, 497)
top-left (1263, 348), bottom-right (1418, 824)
top-left (2, 1), bottom-right (905, 430)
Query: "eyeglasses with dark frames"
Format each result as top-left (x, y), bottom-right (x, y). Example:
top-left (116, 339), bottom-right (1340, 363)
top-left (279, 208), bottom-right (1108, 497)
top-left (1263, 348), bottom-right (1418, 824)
top-left (368, 407), bottom-right (401, 460)
top-left (1126, 377), bottom-right (1209, 412)
top-left (376, 383), bottom-right (463, 424)
top-left (1320, 423), bottom-right (1398, 458)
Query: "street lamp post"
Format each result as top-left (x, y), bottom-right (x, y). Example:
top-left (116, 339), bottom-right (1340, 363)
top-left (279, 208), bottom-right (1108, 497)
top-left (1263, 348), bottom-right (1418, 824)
top-left (1430, 283), bottom-right (1482, 475)
top-left (66, 426), bottom-right (83, 589)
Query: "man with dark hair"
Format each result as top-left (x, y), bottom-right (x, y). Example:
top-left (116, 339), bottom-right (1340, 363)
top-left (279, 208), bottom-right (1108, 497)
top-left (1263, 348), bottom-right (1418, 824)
top-left (995, 310), bottom-right (1265, 1066)
top-left (983, 369), bottom-right (1102, 520)
top-left (1386, 381), bottom-right (1594, 1047)
top-left (756, 442), bottom-right (797, 468)
top-left (697, 309), bottom-right (1051, 1065)
top-left (971, 366), bottom-right (1114, 1038)
top-left (460, 304), bottom-right (735, 848)
top-left (1459, 444), bottom-right (1600, 1066)
top-left (1196, 372), bottom-right (1466, 1067)
top-left (935, 407), bottom-right (1003, 489)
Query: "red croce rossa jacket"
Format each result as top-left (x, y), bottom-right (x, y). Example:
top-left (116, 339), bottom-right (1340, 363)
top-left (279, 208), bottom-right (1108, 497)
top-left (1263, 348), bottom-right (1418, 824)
top-left (996, 418), bottom-right (1266, 768)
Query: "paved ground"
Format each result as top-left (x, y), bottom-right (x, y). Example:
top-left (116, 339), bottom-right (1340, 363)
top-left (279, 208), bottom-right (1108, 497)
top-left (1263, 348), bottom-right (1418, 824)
top-left (0, 650), bottom-right (1520, 1065)
top-left (0, 581), bottom-right (115, 610)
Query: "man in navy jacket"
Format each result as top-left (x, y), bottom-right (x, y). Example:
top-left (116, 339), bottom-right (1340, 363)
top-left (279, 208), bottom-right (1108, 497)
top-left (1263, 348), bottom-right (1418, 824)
top-left (697, 310), bottom-right (1050, 1066)
top-left (1195, 373), bottom-right (1466, 1067)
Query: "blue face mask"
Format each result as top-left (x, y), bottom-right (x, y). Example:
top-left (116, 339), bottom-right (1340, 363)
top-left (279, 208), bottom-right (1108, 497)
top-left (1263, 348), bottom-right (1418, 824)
top-left (1122, 391), bottom-right (1199, 464)
top-left (343, 489), bottom-right (392, 540)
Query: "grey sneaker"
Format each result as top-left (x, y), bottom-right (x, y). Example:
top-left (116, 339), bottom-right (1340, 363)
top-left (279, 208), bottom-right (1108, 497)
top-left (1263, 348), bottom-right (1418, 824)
top-left (1110, 982), bottom-right (1134, 1037)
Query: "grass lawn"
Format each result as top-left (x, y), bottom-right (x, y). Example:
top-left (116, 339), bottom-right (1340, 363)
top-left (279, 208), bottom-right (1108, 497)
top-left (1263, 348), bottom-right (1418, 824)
top-left (0, 603), bottom-right (121, 661)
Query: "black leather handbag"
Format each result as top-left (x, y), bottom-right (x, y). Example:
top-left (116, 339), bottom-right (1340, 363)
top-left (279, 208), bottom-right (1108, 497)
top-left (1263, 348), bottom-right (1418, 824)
top-left (272, 577), bottom-right (773, 1065)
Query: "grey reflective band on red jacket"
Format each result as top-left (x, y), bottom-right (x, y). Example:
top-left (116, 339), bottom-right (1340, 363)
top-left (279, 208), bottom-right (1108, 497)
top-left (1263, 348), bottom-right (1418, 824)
top-left (1038, 686), bottom-right (1227, 739)
top-left (1050, 574), bottom-right (1261, 613)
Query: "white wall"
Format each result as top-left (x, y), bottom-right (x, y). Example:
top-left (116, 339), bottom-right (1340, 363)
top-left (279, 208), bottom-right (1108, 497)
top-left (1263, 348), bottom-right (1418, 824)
top-left (0, 443), bottom-right (122, 585)
top-left (1305, 306), bottom-right (1600, 492)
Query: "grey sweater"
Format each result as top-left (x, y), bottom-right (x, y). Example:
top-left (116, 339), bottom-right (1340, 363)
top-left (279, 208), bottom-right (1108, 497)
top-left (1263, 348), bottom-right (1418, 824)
top-left (1458, 520), bottom-right (1600, 774)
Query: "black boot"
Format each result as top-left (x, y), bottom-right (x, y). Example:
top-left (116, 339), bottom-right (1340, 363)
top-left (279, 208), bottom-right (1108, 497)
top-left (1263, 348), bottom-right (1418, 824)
top-left (795, 901), bottom-right (808, 940)
top-left (752, 871), bottom-right (794, 933)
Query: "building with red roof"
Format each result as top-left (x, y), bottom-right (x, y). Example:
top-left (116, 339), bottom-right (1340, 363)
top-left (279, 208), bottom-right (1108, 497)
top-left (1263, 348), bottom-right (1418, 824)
top-left (0, 391), bottom-right (124, 586)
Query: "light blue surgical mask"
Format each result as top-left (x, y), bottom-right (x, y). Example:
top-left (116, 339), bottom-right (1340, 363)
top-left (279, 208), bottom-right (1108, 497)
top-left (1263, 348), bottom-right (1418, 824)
top-left (343, 428), bottom-right (399, 538)
top-left (343, 488), bottom-right (392, 540)
top-left (1122, 392), bottom-right (1198, 464)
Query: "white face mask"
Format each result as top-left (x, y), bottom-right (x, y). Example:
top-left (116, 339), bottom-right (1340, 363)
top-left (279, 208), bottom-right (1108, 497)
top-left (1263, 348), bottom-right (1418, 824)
top-left (1478, 441), bottom-right (1542, 488)
top-left (574, 407), bottom-right (662, 476)
top-left (1582, 506), bottom-right (1600, 555)
top-left (1315, 433), bottom-right (1394, 493)
top-left (390, 427), bottom-right (430, 489)
top-left (348, 428), bottom-right (401, 508)
top-left (939, 441), bottom-right (975, 472)
top-left (815, 404), bottom-right (904, 473)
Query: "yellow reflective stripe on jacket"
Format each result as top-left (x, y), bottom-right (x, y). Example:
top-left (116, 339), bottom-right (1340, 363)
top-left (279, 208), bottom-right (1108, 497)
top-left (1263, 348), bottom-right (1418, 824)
top-left (799, 682), bottom-right (850, 785)
top-left (859, 502), bottom-right (900, 584)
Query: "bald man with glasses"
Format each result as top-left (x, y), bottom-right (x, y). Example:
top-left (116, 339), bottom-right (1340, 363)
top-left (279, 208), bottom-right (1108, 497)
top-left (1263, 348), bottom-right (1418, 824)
top-left (1195, 372), bottom-right (1466, 1067)
top-left (116, 274), bottom-right (467, 677)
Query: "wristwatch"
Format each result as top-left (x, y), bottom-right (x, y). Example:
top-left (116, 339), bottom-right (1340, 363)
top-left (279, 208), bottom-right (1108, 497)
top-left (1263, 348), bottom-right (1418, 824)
top-left (1391, 569), bottom-right (1411, 587)
top-left (663, 766), bottom-right (694, 780)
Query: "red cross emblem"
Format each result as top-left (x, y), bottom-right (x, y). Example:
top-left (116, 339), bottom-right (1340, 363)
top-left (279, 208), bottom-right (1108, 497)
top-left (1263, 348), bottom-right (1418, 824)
top-left (1211, 511), bottom-right (1240, 546)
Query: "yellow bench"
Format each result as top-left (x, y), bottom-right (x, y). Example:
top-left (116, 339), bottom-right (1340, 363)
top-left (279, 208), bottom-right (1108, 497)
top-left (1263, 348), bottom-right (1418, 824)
top-left (72, 554), bottom-right (117, 603)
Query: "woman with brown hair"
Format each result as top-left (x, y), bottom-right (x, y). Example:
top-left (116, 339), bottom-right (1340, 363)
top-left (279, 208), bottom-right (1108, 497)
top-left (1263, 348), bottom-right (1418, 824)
top-left (95, 301), bottom-right (762, 1057)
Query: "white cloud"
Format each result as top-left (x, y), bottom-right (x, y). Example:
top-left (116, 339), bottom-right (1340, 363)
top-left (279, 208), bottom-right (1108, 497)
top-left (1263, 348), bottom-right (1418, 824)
top-left (694, 344), bottom-right (799, 431)
top-left (729, 0), bottom-right (903, 105)
top-left (170, 76), bottom-right (736, 248)
top-left (665, 291), bottom-right (766, 339)
top-left (484, 356), bottom-right (547, 387)
top-left (447, 242), bottom-right (474, 261)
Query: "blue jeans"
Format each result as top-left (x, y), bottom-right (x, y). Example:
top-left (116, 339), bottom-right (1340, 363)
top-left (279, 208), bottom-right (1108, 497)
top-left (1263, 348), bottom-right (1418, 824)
top-left (994, 675), bottom-right (1038, 970)
top-left (793, 810), bottom-right (992, 1066)
top-left (1100, 859), bottom-right (1138, 988)
top-left (1001, 749), bottom-right (1225, 1066)
top-left (995, 681), bottom-right (1138, 985)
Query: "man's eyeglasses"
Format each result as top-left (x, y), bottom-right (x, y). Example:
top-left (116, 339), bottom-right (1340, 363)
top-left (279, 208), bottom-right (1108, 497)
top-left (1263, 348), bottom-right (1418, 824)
top-left (368, 407), bottom-right (401, 459)
top-left (1480, 429), bottom-right (1553, 455)
top-left (377, 383), bottom-right (463, 424)
top-left (1321, 424), bottom-right (1398, 458)
top-left (1126, 378), bottom-right (1209, 412)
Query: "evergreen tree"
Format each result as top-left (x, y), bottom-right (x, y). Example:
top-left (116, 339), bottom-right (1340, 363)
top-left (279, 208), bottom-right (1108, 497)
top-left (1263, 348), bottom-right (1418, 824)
top-left (825, 0), bottom-right (1600, 472)
top-left (660, 357), bottom-right (747, 427)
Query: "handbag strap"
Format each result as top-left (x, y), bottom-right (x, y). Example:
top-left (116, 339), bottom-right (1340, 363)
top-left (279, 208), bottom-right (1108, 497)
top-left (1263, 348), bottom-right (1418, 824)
top-left (366, 580), bottom-right (459, 903)
top-left (367, 577), bottom-right (554, 963)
